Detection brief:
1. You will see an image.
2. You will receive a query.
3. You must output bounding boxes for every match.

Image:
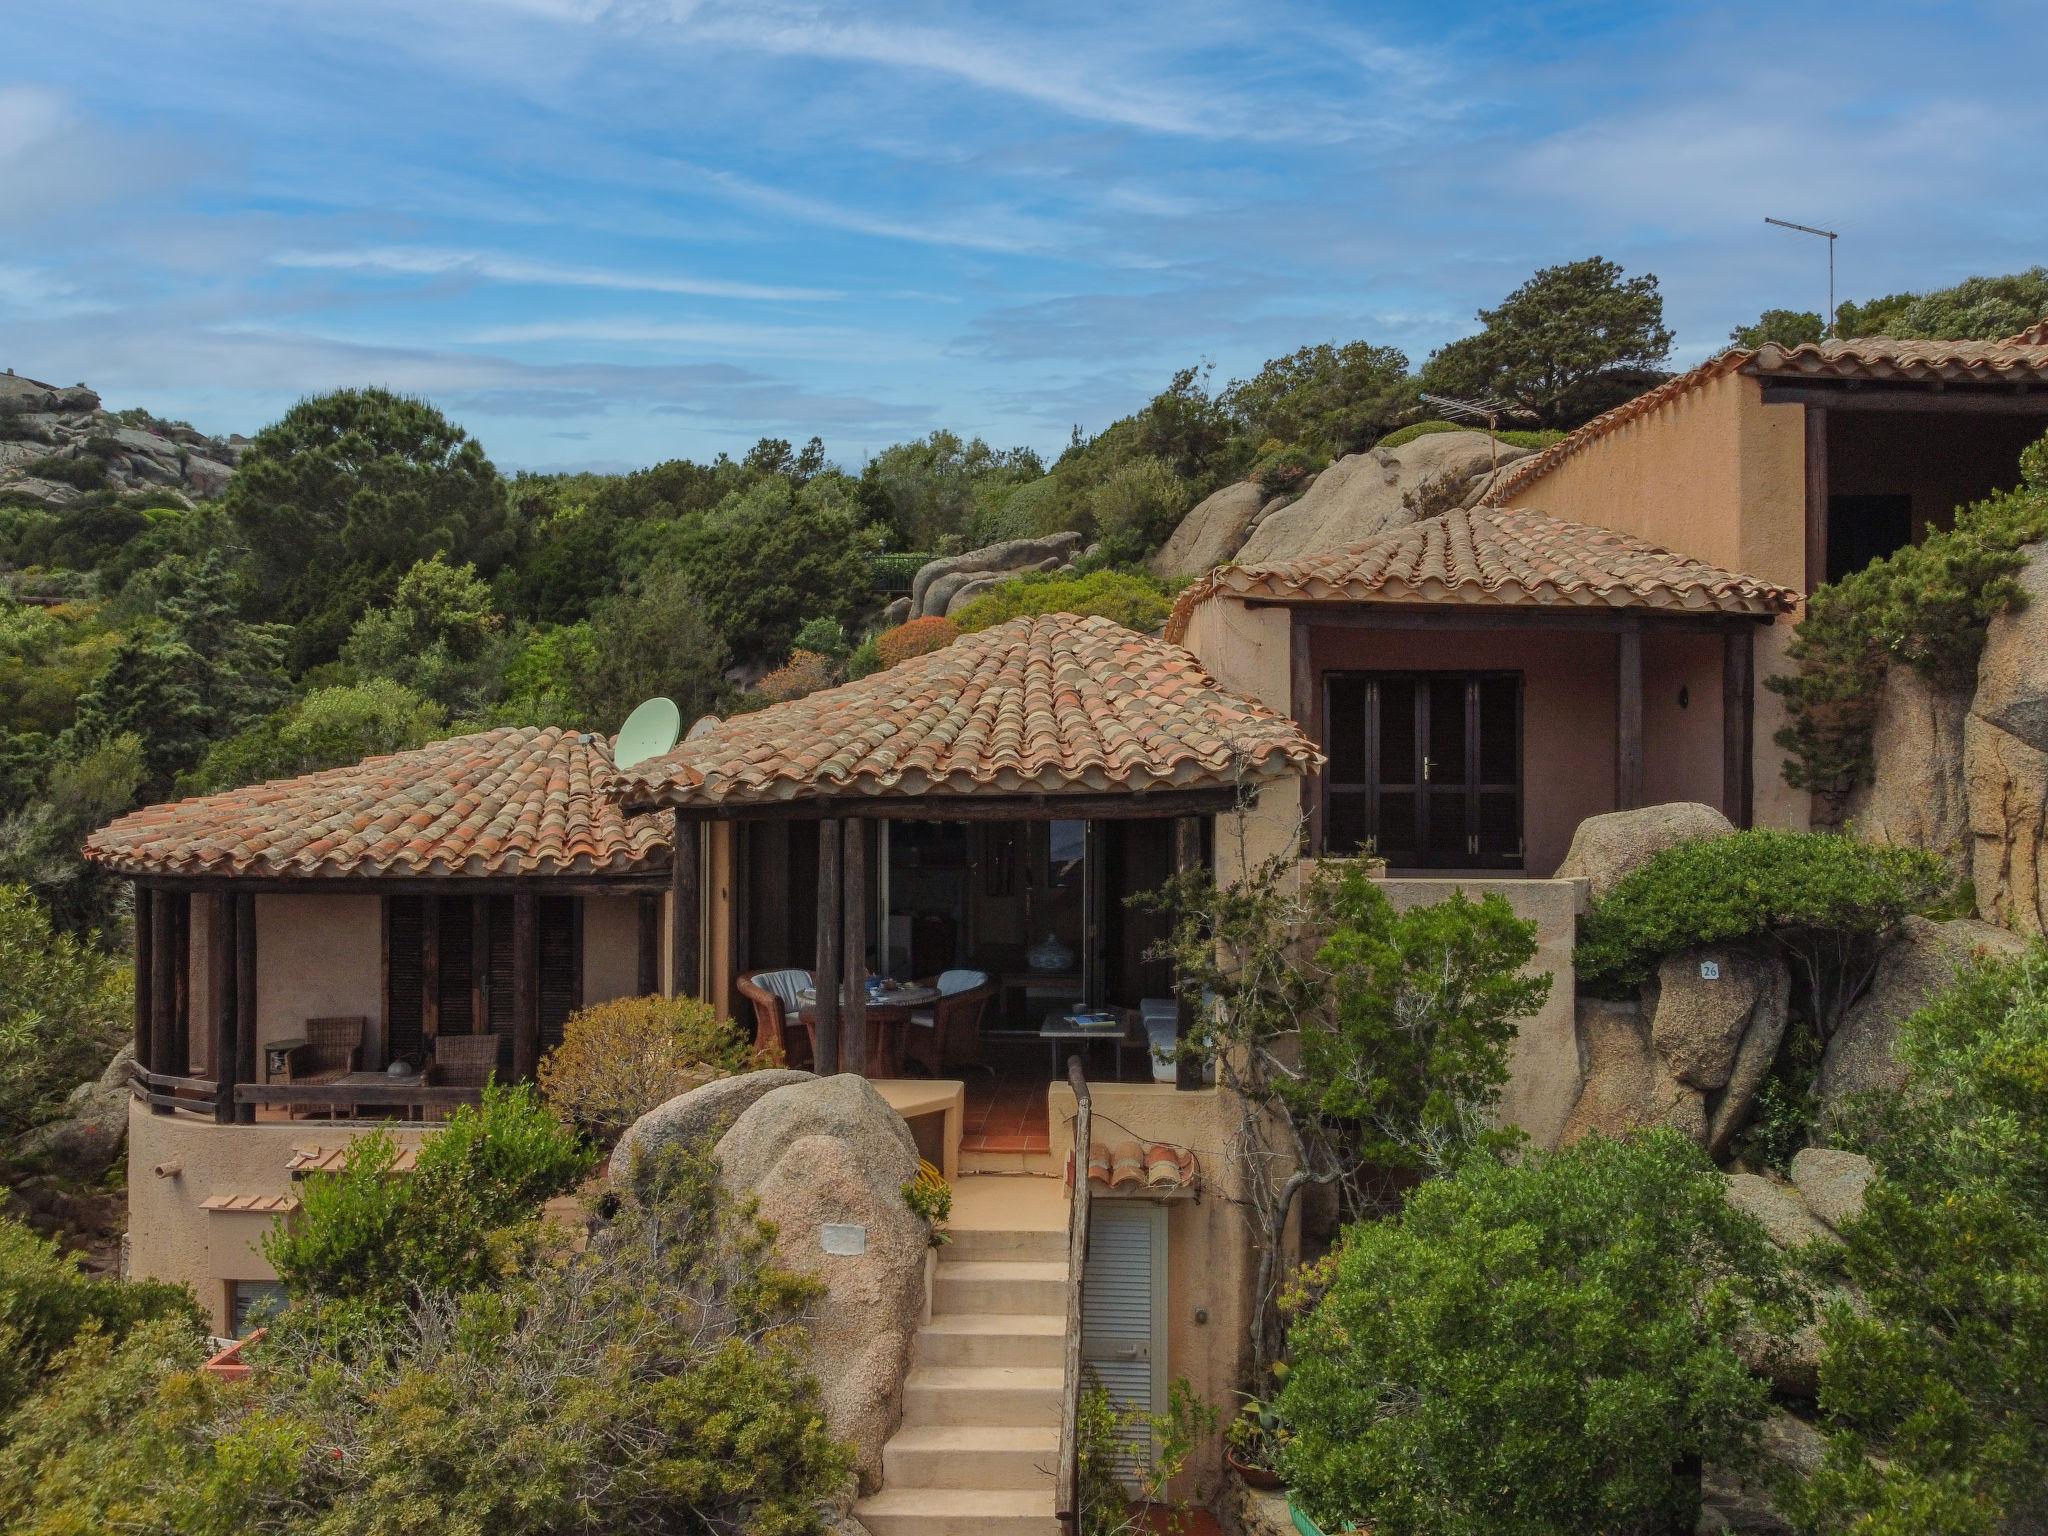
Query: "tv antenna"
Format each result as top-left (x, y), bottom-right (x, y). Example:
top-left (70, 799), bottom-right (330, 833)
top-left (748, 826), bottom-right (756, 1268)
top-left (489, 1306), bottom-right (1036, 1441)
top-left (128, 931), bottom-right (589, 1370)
top-left (1419, 391), bottom-right (1518, 474)
top-left (1764, 216), bottom-right (1839, 339)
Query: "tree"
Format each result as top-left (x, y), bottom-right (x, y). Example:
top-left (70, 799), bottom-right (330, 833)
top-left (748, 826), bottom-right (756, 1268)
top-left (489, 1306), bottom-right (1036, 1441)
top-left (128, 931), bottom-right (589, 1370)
top-left (225, 388), bottom-right (509, 666)
top-left (1421, 257), bottom-right (1674, 429)
top-left (669, 477), bottom-right (873, 664)
top-left (1834, 265), bottom-right (2048, 341)
top-left (1731, 308), bottom-right (1825, 349)
top-left (339, 554), bottom-right (507, 715)
top-left (1279, 1133), bottom-right (1792, 1536)
top-left (1223, 341), bottom-right (1417, 458)
top-left (855, 431), bottom-right (1043, 550)
top-left (0, 733), bottom-right (144, 937)
top-left (0, 886), bottom-right (132, 1137)
top-left (181, 680), bottom-right (447, 796)
top-left (1788, 948), bottom-right (2048, 1535)
top-left (1085, 455), bottom-right (1193, 564)
top-left (567, 560), bottom-right (730, 732)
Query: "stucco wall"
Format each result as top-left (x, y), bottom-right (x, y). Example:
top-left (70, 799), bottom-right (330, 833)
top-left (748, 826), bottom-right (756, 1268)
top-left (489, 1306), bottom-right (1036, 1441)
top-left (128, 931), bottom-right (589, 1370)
top-left (582, 894), bottom-right (644, 1007)
top-left (1182, 597), bottom-right (1303, 883)
top-left (128, 1103), bottom-right (433, 1331)
top-left (1641, 629), bottom-right (1727, 811)
top-left (254, 894), bottom-right (384, 1060)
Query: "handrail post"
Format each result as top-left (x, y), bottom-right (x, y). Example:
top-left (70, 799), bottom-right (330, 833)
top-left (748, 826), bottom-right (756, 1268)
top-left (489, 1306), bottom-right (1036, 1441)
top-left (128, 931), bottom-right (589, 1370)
top-left (1055, 1055), bottom-right (1092, 1531)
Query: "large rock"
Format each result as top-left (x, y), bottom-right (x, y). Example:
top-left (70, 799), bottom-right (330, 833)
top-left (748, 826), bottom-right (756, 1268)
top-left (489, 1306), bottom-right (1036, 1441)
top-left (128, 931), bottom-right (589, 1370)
top-left (1699, 1409), bottom-right (1828, 1533)
top-left (1846, 664), bottom-right (1973, 880)
top-left (1148, 481), bottom-right (1272, 579)
top-left (11, 1044), bottom-right (134, 1176)
top-left (611, 1068), bottom-right (814, 1172)
top-left (1555, 802), bottom-right (1734, 897)
top-left (713, 1075), bottom-right (925, 1493)
top-left (908, 533), bottom-right (1084, 618)
top-left (1789, 1148), bottom-right (1872, 1234)
top-left (1560, 998), bottom-right (1655, 1144)
top-left (1234, 430), bottom-right (1531, 564)
top-left (1967, 545), bottom-right (2048, 934)
top-left (1651, 947), bottom-right (1780, 1092)
top-left (1817, 915), bottom-right (2027, 1123)
top-left (1726, 1172), bottom-right (1835, 1252)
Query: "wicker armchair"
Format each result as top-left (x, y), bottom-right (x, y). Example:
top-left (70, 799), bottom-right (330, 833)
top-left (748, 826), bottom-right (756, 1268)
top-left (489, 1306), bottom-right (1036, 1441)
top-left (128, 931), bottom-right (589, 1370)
top-left (904, 970), bottom-right (993, 1076)
top-left (426, 1032), bottom-right (503, 1089)
top-left (283, 1017), bottom-right (364, 1086)
top-left (737, 969), bottom-right (814, 1069)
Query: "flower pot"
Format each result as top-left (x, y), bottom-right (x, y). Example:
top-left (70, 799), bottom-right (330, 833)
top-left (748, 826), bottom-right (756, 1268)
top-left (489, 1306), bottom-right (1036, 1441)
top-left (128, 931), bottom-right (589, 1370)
top-left (1227, 1449), bottom-right (1283, 1490)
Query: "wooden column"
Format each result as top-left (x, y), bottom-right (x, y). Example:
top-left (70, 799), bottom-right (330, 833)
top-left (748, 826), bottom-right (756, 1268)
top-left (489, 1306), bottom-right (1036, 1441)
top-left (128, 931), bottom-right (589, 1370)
top-left (1615, 624), bottom-right (1644, 812)
top-left (133, 886), bottom-right (154, 1076)
top-left (729, 822), bottom-right (751, 995)
top-left (636, 894), bottom-right (662, 996)
top-left (511, 893), bottom-right (539, 1082)
top-left (841, 819), bottom-right (867, 1077)
top-left (419, 895), bottom-right (441, 1058)
top-left (148, 892), bottom-right (176, 1114)
top-left (233, 892), bottom-right (257, 1123)
top-left (1172, 816), bottom-right (1204, 1092)
top-left (210, 892), bottom-right (236, 1123)
top-left (670, 811), bottom-right (700, 1000)
top-left (1291, 615), bottom-right (1321, 855)
top-left (1804, 404), bottom-right (1829, 594)
top-left (813, 819), bottom-right (842, 1074)
top-left (1723, 626), bottom-right (1756, 829)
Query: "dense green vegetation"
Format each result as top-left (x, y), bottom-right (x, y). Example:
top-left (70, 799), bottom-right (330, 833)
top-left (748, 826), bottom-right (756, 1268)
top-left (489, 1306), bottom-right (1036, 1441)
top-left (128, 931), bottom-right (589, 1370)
top-left (1729, 265), bottom-right (2048, 350)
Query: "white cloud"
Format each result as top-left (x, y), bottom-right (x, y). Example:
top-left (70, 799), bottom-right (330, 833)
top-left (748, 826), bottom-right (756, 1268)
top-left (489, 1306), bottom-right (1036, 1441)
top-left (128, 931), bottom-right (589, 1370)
top-left (688, 165), bottom-right (1063, 254)
top-left (271, 245), bottom-right (841, 302)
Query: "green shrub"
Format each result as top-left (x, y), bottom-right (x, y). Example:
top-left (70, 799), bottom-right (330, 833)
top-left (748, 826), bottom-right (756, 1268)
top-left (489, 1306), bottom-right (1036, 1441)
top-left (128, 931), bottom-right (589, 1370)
top-left (845, 634), bottom-right (883, 680)
top-left (1573, 829), bottom-right (1947, 1033)
top-left (263, 1083), bottom-right (594, 1337)
top-left (538, 994), bottom-right (757, 1145)
top-left (950, 568), bottom-right (1172, 635)
top-left (1787, 947), bottom-right (2048, 1535)
top-left (0, 883), bottom-right (131, 1136)
top-left (20, 455), bottom-right (108, 493)
top-left (1086, 454), bottom-right (1191, 563)
top-left (1075, 1376), bottom-right (1214, 1536)
top-left (1278, 1132), bottom-right (1792, 1536)
top-left (1250, 443), bottom-right (1325, 495)
top-left (1769, 430), bottom-right (2048, 802)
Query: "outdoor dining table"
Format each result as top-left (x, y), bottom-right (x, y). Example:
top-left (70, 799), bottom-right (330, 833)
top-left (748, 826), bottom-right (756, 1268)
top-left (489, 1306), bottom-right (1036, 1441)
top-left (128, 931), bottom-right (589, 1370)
top-left (795, 982), bottom-right (941, 1077)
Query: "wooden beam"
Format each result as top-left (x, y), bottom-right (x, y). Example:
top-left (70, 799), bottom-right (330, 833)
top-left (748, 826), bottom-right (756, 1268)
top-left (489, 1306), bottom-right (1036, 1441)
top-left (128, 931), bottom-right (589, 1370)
top-left (1616, 625), bottom-right (1644, 812)
top-left (511, 893), bottom-right (539, 1083)
top-left (1804, 403), bottom-right (1829, 593)
top-left (1247, 604), bottom-right (1772, 635)
top-left (670, 811), bottom-right (700, 999)
top-left (728, 821), bottom-right (750, 997)
top-left (1761, 382), bottom-right (2048, 415)
top-left (655, 787), bottom-right (1248, 825)
top-left (233, 893), bottom-right (257, 1123)
top-left (133, 886), bottom-right (153, 1074)
top-left (419, 895), bottom-right (441, 1058)
top-left (813, 818), bottom-right (842, 1074)
top-left (209, 892), bottom-right (235, 1124)
top-left (636, 894), bottom-right (661, 995)
top-left (841, 819), bottom-right (867, 1077)
top-left (1291, 614), bottom-right (1320, 856)
top-left (1172, 816), bottom-right (1204, 1092)
top-left (1723, 626), bottom-right (1756, 829)
top-left (148, 892), bottom-right (176, 1113)
top-left (134, 874), bottom-right (668, 897)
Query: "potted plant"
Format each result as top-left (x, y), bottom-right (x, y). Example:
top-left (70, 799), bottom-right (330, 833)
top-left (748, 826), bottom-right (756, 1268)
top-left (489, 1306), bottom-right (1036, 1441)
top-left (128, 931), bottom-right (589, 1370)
top-left (1225, 1395), bottom-right (1288, 1490)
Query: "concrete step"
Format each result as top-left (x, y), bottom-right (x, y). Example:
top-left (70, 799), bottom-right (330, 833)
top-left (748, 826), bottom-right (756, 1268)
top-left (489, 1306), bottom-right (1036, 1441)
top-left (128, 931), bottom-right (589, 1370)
top-left (881, 1424), bottom-right (1059, 1490)
top-left (916, 1311), bottom-right (1064, 1368)
top-left (852, 1486), bottom-right (1061, 1536)
top-left (899, 1364), bottom-right (1063, 1426)
top-left (931, 1259), bottom-right (1066, 1316)
top-left (945, 1224), bottom-right (1066, 1263)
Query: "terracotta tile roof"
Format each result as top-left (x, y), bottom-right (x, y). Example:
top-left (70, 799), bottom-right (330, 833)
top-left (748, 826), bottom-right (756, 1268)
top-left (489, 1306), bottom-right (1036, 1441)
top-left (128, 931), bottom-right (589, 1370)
top-left (1485, 319), bottom-right (2048, 506)
top-left (85, 727), bottom-right (669, 880)
top-left (1166, 505), bottom-right (1798, 640)
top-left (1065, 1140), bottom-right (1200, 1195)
top-left (607, 614), bottom-right (1319, 811)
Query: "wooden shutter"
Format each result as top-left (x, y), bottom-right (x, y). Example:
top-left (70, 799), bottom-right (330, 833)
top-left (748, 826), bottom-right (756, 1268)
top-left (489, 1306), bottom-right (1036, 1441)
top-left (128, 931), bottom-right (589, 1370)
top-left (537, 895), bottom-right (581, 1053)
top-left (486, 895), bottom-right (515, 1033)
top-left (437, 896), bottom-right (475, 1035)
top-left (1081, 1203), bottom-right (1167, 1487)
top-left (385, 896), bottom-right (425, 1064)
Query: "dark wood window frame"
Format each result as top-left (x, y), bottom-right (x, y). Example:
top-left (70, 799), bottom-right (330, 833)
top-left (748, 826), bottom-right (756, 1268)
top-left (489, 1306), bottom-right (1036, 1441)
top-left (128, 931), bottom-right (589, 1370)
top-left (1321, 670), bottom-right (1525, 871)
top-left (382, 892), bottom-right (583, 1075)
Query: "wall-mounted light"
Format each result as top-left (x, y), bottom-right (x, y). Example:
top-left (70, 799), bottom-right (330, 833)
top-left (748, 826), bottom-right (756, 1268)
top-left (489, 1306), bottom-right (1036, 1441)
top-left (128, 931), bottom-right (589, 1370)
top-left (1678, 685), bottom-right (1691, 710)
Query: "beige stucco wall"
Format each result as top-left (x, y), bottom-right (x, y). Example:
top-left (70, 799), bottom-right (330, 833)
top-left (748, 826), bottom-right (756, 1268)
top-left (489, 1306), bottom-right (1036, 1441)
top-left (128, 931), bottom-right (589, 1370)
top-left (1641, 629), bottom-right (1728, 812)
top-left (582, 894), bottom-right (644, 1007)
top-left (1182, 598), bottom-right (1306, 885)
top-left (128, 1103), bottom-right (434, 1332)
top-left (253, 893), bottom-right (384, 1060)
top-left (1373, 875), bottom-right (1582, 1153)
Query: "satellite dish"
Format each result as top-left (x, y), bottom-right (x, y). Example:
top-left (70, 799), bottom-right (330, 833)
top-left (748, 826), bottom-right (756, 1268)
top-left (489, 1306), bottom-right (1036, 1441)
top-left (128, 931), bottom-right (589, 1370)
top-left (686, 714), bottom-right (721, 740)
top-left (613, 698), bottom-right (681, 771)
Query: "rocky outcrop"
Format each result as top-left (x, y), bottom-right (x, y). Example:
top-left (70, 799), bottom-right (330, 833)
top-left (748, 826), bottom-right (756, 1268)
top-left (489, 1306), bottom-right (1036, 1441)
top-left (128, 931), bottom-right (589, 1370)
top-left (1148, 481), bottom-right (1276, 579)
top-left (1789, 1147), bottom-right (1873, 1234)
top-left (711, 1074), bottom-right (925, 1493)
top-left (610, 1068), bottom-right (814, 1173)
top-left (1233, 430), bottom-right (1532, 565)
top-left (10, 1044), bottom-right (134, 1177)
top-left (1966, 543), bottom-right (2048, 935)
top-left (1561, 943), bottom-right (1788, 1157)
top-left (1699, 1408), bottom-right (1829, 1533)
top-left (1817, 914), bottom-right (2027, 1125)
top-left (1846, 665), bottom-right (1973, 882)
top-left (1722, 1154), bottom-right (1872, 1400)
top-left (907, 533), bottom-right (1085, 620)
top-left (1555, 802), bottom-right (1734, 899)
top-left (0, 370), bottom-right (245, 507)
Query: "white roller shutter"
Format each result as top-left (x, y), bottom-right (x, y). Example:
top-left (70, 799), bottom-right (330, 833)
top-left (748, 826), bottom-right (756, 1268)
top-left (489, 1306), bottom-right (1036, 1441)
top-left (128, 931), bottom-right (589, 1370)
top-left (1080, 1201), bottom-right (1167, 1486)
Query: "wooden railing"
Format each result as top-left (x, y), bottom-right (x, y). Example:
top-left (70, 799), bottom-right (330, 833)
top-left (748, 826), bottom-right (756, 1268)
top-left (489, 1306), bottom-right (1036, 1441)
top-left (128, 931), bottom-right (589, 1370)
top-left (1054, 1054), bottom-right (1093, 1532)
top-left (127, 1064), bottom-right (220, 1114)
top-left (127, 1063), bottom-right (485, 1119)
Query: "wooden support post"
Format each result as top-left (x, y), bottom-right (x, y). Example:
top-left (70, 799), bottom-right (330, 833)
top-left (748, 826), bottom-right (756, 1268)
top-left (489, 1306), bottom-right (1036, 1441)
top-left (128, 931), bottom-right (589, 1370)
top-left (1172, 816), bottom-right (1204, 1092)
top-left (133, 886), bottom-right (153, 1076)
top-left (1804, 404), bottom-right (1829, 594)
top-left (813, 819), bottom-right (842, 1075)
top-left (148, 892), bottom-right (176, 1114)
top-left (1723, 626), bottom-right (1756, 829)
top-left (841, 818), bottom-right (867, 1077)
top-left (210, 892), bottom-right (236, 1123)
top-left (1290, 616), bottom-right (1320, 854)
top-left (1616, 624), bottom-right (1644, 812)
top-left (729, 821), bottom-right (751, 1000)
top-left (511, 893), bottom-right (539, 1083)
top-left (670, 811), bottom-right (700, 1000)
top-left (636, 894), bottom-right (662, 996)
top-left (234, 893), bottom-right (257, 1123)
top-left (419, 895), bottom-right (441, 1058)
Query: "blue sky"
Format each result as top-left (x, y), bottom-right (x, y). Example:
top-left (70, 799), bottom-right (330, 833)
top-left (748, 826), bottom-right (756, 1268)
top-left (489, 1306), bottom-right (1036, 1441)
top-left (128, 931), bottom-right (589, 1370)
top-left (3, 1), bottom-right (2042, 472)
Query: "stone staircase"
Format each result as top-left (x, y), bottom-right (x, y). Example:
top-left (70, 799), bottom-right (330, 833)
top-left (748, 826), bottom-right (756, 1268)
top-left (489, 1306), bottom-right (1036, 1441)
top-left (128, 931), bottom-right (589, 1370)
top-left (854, 1177), bottom-right (1068, 1536)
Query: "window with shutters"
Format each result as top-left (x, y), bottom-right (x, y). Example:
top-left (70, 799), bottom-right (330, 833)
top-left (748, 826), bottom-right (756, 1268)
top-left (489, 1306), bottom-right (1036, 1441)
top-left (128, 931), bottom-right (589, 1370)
top-left (1080, 1202), bottom-right (1167, 1488)
top-left (383, 892), bottom-right (582, 1076)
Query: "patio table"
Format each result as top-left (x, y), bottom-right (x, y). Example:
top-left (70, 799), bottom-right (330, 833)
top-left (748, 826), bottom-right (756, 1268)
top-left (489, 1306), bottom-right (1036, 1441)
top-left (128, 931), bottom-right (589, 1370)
top-left (1039, 1009), bottom-right (1131, 1081)
top-left (796, 983), bottom-right (941, 1077)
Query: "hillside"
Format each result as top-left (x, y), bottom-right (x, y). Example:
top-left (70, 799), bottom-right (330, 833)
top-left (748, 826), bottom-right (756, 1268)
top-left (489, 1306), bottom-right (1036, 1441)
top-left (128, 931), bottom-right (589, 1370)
top-left (0, 371), bottom-right (245, 509)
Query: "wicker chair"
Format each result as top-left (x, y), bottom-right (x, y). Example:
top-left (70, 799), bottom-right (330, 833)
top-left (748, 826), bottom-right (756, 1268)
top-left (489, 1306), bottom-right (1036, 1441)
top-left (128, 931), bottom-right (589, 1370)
top-left (903, 970), bottom-right (994, 1077)
top-left (426, 1032), bottom-right (503, 1089)
top-left (283, 1017), bottom-right (364, 1086)
top-left (737, 969), bottom-right (814, 1069)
